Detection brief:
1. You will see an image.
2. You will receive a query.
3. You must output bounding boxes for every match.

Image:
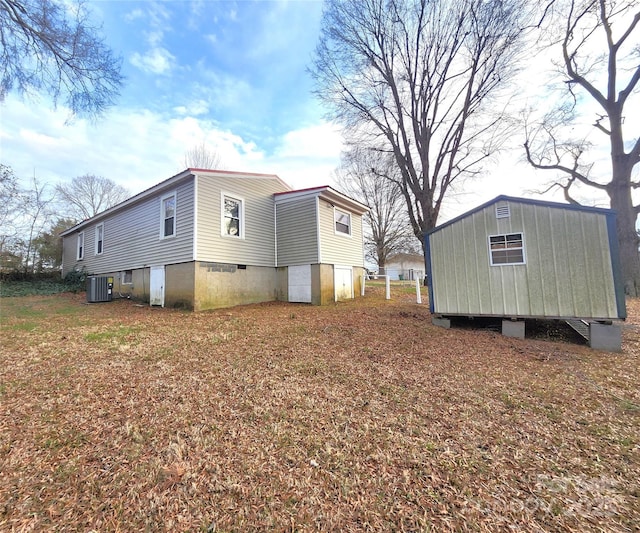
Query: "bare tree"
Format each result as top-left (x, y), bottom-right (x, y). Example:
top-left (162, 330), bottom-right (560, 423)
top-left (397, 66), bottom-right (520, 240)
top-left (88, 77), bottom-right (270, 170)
top-left (56, 174), bottom-right (129, 220)
top-left (524, 0), bottom-right (640, 295)
top-left (0, 164), bottom-right (22, 251)
top-left (20, 174), bottom-right (55, 273)
top-left (184, 142), bottom-right (224, 170)
top-left (0, 0), bottom-right (123, 118)
top-left (311, 0), bottom-right (529, 265)
top-left (335, 147), bottom-right (413, 271)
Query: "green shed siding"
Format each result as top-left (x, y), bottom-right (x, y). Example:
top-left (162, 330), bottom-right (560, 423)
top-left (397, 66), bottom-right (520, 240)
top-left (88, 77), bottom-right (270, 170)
top-left (195, 172), bottom-right (287, 267)
top-left (62, 179), bottom-right (195, 276)
top-left (317, 199), bottom-right (365, 267)
top-left (275, 196), bottom-right (319, 266)
top-left (428, 199), bottom-right (620, 320)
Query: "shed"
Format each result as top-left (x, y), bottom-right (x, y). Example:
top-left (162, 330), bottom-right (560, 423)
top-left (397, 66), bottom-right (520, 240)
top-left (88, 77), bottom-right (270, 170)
top-left (383, 252), bottom-right (424, 281)
top-left (425, 196), bottom-right (626, 351)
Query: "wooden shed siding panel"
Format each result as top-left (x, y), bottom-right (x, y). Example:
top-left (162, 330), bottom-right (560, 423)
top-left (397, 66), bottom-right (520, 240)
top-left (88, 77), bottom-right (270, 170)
top-left (62, 179), bottom-right (194, 275)
top-left (196, 176), bottom-right (283, 266)
top-left (430, 200), bottom-right (619, 319)
top-left (276, 197), bottom-right (319, 265)
top-left (318, 199), bottom-right (364, 266)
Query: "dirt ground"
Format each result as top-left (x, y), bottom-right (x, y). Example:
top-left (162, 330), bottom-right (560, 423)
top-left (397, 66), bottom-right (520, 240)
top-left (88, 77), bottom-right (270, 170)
top-left (1, 286), bottom-right (638, 532)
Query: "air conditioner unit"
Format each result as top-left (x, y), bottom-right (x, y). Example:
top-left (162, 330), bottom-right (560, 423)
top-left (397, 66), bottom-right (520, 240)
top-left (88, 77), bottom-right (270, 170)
top-left (87, 276), bottom-right (113, 303)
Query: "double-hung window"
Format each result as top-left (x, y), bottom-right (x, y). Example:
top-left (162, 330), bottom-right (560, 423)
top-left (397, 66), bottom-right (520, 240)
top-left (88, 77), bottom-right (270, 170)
top-left (95, 223), bottom-right (104, 255)
top-left (334, 208), bottom-right (351, 235)
top-left (489, 233), bottom-right (525, 265)
top-left (161, 192), bottom-right (176, 238)
top-left (222, 194), bottom-right (244, 238)
top-left (77, 232), bottom-right (85, 260)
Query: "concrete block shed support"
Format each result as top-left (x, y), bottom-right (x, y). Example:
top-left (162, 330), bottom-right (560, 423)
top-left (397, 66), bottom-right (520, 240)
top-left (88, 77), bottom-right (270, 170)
top-left (432, 317), bottom-right (451, 329)
top-left (589, 322), bottom-right (622, 352)
top-left (502, 319), bottom-right (525, 339)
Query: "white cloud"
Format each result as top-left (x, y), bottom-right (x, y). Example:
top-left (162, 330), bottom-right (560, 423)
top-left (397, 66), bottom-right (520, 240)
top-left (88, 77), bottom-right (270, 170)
top-left (275, 123), bottom-right (344, 160)
top-left (124, 8), bottom-right (144, 22)
top-left (0, 95), bottom-right (323, 195)
top-left (130, 47), bottom-right (175, 75)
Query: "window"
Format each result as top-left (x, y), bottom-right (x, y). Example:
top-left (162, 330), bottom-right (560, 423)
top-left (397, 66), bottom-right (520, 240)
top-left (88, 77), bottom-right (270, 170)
top-left (95, 223), bottom-right (104, 255)
top-left (489, 233), bottom-right (525, 265)
top-left (222, 194), bottom-right (244, 238)
top-left (334, 208), bottom-right (351, 235)
top-left (122, 270), bottom-right (133, 284)
top-left (77, 232), bottom-right (84, 260)
top-left (161, 192), bottom-right (176, 238)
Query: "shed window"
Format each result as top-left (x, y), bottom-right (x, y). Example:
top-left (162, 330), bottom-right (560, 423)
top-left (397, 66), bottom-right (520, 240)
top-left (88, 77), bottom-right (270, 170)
top-left (95, 223), bottom-right (104, 255)
top-left (334, 209), bottom-right (351, 235)
top-left (77, 231), bottom-right (84, 260)
top-left (489, 233), bottom-right (525, 265)
top-left (222, 194), bottom-right (244, 238)
top-left (160, 192), bottom-right (176, 238)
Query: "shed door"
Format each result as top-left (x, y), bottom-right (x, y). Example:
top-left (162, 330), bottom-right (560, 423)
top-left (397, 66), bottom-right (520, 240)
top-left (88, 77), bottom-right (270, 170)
top-left (288, 265), bottom-right (312, 303)
top-left (334, 266), bottom-right (353, 301)
top-left (150, 266), bottom-right (165, 307)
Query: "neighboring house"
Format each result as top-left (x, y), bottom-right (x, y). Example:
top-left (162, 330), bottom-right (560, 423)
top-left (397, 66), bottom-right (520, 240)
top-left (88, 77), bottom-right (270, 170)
top-left (383, 252), bottom-right (424, 281)
top-left (425, 195), bottom-right (626, 350)
top-left (60, 169), bottom-right (368, 311)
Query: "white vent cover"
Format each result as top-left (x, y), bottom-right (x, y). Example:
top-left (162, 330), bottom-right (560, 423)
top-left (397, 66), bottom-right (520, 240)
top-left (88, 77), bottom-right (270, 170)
top-left (496, 204), bottom-right (510, 219)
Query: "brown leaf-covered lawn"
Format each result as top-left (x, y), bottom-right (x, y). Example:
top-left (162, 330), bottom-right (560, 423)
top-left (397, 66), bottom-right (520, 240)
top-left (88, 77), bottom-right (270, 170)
top-left (1, 285), bottom-right (638, 532)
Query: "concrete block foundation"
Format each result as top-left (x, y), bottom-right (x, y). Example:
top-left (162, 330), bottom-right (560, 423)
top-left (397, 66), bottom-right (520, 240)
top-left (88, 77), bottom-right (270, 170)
top-left (432, 317), bottom-right (451, 329)
top-left (589, 322), bottom-right (622, 352)
top-left (502, 319), bottom-right (525, 339)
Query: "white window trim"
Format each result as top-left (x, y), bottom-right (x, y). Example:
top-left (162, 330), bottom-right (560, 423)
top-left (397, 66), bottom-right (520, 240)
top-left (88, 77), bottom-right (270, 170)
top-left (221, 192), bottom-right (245, 239)
top-left (160, 191), bottom-right (177, 239)
top-left (76, 231), bottom-right (84, 260)
top-left (334, 207), bottom-right (352, 237)
top-left (95, 223), bottom-right (104, 255)
top-left (488, 232), bottom-right (526, 266)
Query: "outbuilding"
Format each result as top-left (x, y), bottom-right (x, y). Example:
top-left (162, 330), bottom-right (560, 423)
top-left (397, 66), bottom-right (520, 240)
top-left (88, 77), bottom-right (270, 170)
top-left (425, 196), bottom-right (626, 351)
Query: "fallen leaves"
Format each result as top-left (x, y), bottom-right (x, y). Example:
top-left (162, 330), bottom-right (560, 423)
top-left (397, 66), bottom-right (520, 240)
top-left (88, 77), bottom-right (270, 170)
top-left (0, 289), bottom-right (638, 531)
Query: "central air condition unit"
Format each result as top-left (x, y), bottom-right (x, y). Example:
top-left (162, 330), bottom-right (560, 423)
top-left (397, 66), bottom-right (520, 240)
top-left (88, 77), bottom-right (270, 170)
top-left (87, 276), bottom-right (113, 303)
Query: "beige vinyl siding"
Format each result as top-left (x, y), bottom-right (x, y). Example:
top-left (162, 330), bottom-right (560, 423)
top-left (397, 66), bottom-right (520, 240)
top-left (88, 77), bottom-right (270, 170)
top-left (275, 196), bottom-right (319, 266)
top-left (195, 173), bottom-right (285, 266)
top-left (317, 199), bottom-right (365, 266)
top-left (62, 178), bottom-right (195, 275)
top-left (430, 201), bottom-right (617, 319)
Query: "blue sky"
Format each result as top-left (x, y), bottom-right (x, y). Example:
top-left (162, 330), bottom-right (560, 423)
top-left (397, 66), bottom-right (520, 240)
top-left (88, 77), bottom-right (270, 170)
top-left (0, 0), bottom-right (621, 221)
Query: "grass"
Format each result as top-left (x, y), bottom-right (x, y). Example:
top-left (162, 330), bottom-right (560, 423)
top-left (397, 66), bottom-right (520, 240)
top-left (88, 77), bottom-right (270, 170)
top-left (0, 287), bottom-right (638, 531)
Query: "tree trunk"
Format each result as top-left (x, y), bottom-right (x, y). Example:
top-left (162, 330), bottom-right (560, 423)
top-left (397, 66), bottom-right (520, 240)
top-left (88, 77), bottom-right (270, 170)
top-left (609, 186), bottom-right (640, 297)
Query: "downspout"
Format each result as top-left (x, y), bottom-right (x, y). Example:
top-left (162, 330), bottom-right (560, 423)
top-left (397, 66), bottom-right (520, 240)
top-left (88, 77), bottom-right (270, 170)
top-left (316, 196), bottom-right (322, 264)
top-left (274, 197), bottom-right (278, 267)
top-left (192, 173), bottom-right (198, 262)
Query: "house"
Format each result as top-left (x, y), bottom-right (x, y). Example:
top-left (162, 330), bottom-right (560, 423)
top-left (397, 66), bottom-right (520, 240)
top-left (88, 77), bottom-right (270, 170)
top-left (60, 169), bottom-right (369, 311)
top-left (425, 196), bottom-right (626, 351)
top-left (383, 252), bottom-right (424, 281)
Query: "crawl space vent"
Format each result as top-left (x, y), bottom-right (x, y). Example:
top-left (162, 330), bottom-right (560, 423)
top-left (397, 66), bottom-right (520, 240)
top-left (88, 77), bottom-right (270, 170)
top-left (496, 204), bottom-right (510, 219)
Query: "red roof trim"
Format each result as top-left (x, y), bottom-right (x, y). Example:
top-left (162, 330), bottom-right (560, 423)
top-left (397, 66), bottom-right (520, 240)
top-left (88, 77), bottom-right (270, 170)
top-left (189, 168), bottom-right (280, 179)
top-left (274, 185), bottom-right (330, 196)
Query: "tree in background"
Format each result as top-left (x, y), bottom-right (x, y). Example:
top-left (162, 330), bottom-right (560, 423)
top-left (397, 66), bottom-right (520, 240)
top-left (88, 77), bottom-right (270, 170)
top-left (524, 0), bottom-right (640, 295)
top-left (32, 217), bottom-right (76, 270)
top-left (335, 147), bottom-right (414, 271)
top-left (55, 174), bottom-right (129, 220)
top-left (184, 142), bottom-right (224, 170)
top-left (312, 0), bottom-right (529, 263)
top-left (0, 0), bottom-right (123, 118)
top-left (0, 164), bottom-right (22, 253)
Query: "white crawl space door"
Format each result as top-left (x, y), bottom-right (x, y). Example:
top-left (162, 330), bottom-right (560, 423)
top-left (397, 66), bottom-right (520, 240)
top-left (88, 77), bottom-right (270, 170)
top-left (288, 264), bottom-right (312, 303)
top-left (334, 265), bottom-right (353, 301)
top-left (150, 265), bottom-right (165, 307)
